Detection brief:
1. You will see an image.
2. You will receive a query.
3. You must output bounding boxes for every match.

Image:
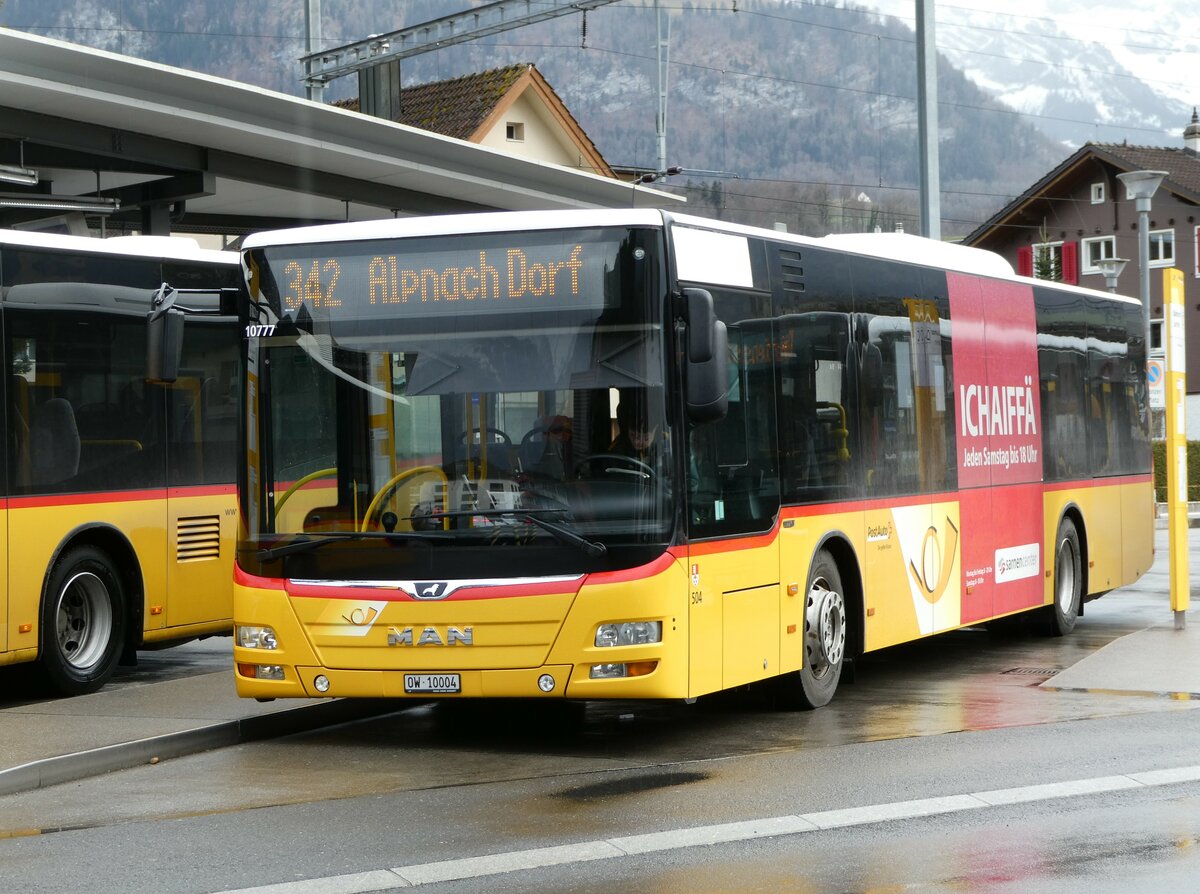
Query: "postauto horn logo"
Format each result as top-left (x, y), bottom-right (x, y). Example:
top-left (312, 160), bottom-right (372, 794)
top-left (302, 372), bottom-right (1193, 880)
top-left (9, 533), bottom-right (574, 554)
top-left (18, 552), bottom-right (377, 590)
top-left (908, 517), bottom-right (960, 606)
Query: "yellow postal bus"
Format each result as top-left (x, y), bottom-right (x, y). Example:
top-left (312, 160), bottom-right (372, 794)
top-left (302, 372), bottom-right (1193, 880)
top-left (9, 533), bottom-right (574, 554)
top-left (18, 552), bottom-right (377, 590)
top-left (234, 210), bottom-right (1152, 708)
top-left (0, 230), bottom-right (240, 694)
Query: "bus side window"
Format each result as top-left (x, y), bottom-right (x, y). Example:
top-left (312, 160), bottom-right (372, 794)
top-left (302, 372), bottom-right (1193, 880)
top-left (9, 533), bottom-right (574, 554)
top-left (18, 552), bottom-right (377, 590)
top-left (687, 293), bottom-right (780, 538)
top-left (1036, 289), bottom-right (1088, 482)
top-left (167, 321), bottom-right (239, 487)
top-left (858, 331), bottom-right (884, 488)
top-left (779, 313), bottom-right (855, 504)
top-left (778, 336), bottom-right (817, 493)
top-left (864, 314), bottom-right (916, 496)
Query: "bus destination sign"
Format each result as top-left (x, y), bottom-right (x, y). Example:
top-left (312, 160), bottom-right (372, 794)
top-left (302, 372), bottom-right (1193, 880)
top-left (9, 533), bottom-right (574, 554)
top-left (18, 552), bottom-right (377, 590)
top-left (262, 235), bottom-right (618, 319)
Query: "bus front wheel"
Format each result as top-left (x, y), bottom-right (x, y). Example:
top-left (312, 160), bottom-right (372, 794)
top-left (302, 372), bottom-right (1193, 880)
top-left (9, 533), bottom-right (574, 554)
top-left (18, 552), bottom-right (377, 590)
top-left (1046, 517), bottom-right (1082, 637)
top-left (777, 550), bottom-right (846, 710)
top-left (40, 546), bottom-right (127, 696)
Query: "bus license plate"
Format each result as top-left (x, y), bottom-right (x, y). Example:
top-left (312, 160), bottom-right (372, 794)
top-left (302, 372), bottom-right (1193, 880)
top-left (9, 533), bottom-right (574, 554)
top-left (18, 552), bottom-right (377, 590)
top-left (404, 673), bottom-right (461, 694)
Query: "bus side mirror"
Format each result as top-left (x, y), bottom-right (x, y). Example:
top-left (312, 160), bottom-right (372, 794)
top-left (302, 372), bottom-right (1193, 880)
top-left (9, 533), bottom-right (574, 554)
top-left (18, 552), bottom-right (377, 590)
top-left (147, 307), bottom-right (184, 383)
top-left (683, 288), bottom-right (729, 423)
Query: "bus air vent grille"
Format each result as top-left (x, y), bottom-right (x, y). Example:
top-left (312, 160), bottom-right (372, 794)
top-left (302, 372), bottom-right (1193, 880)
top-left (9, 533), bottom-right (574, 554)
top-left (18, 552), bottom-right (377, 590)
top-left (177, 515), bottom-right (221, 562)
top-left (779, 248), bottom-right (805, 295)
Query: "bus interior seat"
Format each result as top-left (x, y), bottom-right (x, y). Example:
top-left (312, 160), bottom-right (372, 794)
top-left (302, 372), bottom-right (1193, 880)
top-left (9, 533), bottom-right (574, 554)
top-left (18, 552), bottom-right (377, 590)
top-left (76, 401), bottom-right (144, 474)
top-left (518, 417), bottom-right (572, 479)
top-left (453, 430), bottom-right (515, 478)
top-left (76, 401), bottom-right (124, 440)
top-left (31, 397), bottom-right (80, 485)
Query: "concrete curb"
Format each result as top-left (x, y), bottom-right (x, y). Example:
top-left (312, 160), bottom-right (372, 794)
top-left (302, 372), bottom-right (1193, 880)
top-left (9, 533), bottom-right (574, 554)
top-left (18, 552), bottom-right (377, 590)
top-left (1153, 503), bottom-right (1200, 529)
top-left (0, 698), bottom-right (397, 797)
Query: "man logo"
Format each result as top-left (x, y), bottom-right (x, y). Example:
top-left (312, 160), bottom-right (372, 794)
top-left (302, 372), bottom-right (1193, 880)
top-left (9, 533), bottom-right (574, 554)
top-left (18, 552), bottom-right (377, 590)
top-left (414, 582), bottom-right (449, 600)
top-left (909, 517), bottom-right (960, 605)
top-left (387, 626), bottom-right (474, 646)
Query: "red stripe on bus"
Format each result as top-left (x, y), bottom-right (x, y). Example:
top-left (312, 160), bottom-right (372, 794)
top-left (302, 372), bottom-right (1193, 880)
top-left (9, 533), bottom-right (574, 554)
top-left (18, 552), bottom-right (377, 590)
top-left (9, 483), bottom-right (236, 509)
top-left (680, 520), bottom-right (784, 557)
top-left (235, 564), bottom-right (287, 590)
top-left (1043, 474), bottom-right (1151, 492)
top-left (679, 475), bottom-right (1153, 557)
top-left (238, 553), bottom-right (678, 597)
top-left (168, 484), bottom-right (237, 498)
top-left (586, 552), bottom-right (676, 583)
top-left (285, 577), bottom-right (583, 602)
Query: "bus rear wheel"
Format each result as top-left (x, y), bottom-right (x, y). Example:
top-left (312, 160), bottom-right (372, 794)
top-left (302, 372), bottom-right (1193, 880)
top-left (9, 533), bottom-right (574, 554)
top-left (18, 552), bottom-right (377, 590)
top-left (40, 546), bottom-right (127, 696)
top-left (1046, 517), bottom-right (1082, 637)
top-left (777, 550), bottom-right (846, 710)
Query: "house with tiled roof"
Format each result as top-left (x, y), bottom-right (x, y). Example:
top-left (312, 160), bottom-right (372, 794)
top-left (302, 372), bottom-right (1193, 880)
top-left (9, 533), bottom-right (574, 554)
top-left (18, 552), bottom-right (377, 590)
top-left (337, 63), bottom-right (614, 179)
top-left (964, 110), bottom-right (1200, 427)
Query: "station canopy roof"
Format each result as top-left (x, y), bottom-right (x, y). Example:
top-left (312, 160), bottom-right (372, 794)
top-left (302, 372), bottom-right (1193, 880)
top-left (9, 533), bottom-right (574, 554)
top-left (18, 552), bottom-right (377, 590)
top-left (0, 28), bottom-right (679, 238)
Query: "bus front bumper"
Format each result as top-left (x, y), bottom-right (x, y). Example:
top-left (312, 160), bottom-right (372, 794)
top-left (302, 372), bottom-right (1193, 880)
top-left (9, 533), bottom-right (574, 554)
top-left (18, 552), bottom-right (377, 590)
top-left (234, 660), bottom-right (672, 700)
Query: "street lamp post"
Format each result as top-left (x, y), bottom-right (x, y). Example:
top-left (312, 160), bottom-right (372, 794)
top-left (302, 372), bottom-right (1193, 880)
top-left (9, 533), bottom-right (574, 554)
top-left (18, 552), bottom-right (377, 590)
top-left (1116, 170), bottom-right (1167, 343)
top-left (1117, 170), bottom-right (1186, 632)
top-left (1095, 256), bottom-right (1129, 294)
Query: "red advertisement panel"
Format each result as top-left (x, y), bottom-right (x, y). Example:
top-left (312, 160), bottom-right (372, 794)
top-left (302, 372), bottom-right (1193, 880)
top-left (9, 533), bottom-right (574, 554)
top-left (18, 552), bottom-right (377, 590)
top-left (948, 274), bottom-right (1042, 488)
top-left (948, 274), bottom-right (1045, 623)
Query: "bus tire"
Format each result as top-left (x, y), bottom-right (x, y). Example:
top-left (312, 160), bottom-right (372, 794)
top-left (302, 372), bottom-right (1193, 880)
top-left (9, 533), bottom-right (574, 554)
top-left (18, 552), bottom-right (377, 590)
top-left (777, 549), bottom-right (846, 710)
top-left (40, 546), bottom-right (127, 696)
top-left (1046, 517), bottom-right (1082, 637)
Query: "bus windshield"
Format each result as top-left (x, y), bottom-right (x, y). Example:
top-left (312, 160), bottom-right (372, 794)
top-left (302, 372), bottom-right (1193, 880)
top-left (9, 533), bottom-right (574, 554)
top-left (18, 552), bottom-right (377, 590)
top-left (241, 225), bottom-right (673, 579)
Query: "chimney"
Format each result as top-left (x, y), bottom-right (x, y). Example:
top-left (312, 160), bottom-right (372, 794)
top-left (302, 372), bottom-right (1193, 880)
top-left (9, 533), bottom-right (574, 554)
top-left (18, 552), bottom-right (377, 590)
top-left (1185, 107), bottom-right (1200, 155)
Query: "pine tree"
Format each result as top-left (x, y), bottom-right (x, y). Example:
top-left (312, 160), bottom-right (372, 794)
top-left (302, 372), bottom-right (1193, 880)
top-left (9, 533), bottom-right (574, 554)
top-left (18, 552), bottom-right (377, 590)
top-left (1034, 223), bottom-right (1062, 281)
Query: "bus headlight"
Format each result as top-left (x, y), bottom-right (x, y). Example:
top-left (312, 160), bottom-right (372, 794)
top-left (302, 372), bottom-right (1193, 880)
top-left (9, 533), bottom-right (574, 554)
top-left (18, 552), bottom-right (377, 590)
top-left (590, 661), bottom-right (658, 679)
top-left (236, 625), bottom-right (279, 650)
top-left (595, 621), bottom-right (662, 648)
top-left (238, 664), bottom-right (285, 681)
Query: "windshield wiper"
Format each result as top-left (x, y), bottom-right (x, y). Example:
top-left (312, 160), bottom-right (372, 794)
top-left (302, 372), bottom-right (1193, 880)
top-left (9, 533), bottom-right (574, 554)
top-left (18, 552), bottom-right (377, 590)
top-left (416, 508), bottom-right (607, 559)
top-left (255, 530), bottom-right (444, 562)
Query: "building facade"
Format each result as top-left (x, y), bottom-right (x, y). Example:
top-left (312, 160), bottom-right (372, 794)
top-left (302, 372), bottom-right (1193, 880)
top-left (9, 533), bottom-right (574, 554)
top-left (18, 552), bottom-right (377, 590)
top-left (965, 111), bottom-right (1200, 436)
top-left (344, 63), bottom-right (615, 179)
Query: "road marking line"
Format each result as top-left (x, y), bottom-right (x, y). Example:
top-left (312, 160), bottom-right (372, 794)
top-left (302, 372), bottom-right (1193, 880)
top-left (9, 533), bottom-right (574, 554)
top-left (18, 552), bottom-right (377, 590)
top-left (972, 775), bottom-right (1142, 806)
top-left (1129, 766), bottom-right (1200, 786)
top-left (393, 841), bottom-right (623, 886)
top-left (800, 794), bottom-right (981, 829)
top-left (609, 815), bottom-right (817, 854)
top-left (223, 871), bottom-right (408, 893)
top-left (214, 764), bottom-right (1200, 894)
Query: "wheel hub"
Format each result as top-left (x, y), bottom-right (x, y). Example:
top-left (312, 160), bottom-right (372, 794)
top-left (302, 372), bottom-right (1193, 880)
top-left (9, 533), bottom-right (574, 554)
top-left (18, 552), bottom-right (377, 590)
top-left (806, 580), bottom-right (846, 673)
top-left (55, 571), bottom-right (112, 671)
top-left (1056, 537), bottom-right (1077, 613)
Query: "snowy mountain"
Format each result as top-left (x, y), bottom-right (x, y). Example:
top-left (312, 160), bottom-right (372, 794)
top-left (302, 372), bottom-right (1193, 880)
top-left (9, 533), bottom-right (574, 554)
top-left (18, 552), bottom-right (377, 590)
top-left (5, 0), bottom-right (1191, 235)
top-left (866, 0), bottom-right (1196, 148)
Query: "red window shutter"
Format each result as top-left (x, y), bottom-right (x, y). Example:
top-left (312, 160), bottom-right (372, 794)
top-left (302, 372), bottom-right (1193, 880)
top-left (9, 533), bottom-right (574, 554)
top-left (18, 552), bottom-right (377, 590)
top-left (1017, 245), bottom-right (1033, 277)
top-left (1061, 241), bottom-right (1078, 284)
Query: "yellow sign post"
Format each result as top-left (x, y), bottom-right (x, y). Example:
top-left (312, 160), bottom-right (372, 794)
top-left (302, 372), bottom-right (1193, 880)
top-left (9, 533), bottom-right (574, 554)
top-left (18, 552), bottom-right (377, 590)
top-left (1162, 267), bottom-right (1189, 628)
